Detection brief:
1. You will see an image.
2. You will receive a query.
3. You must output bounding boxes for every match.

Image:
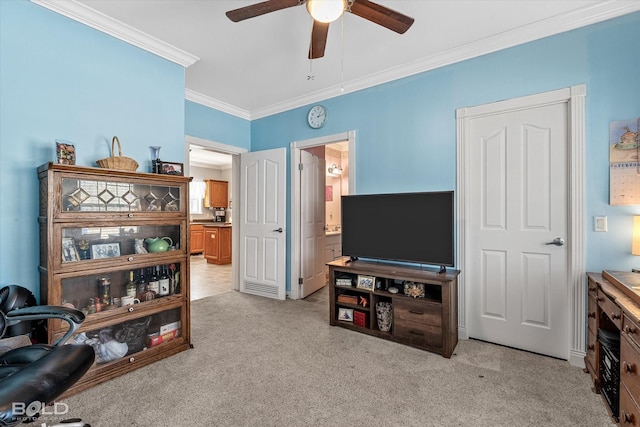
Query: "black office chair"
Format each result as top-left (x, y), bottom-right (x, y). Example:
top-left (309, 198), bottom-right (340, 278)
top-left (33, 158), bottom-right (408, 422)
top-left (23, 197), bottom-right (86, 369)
top-left (0, 285), bottom-right (95, 427)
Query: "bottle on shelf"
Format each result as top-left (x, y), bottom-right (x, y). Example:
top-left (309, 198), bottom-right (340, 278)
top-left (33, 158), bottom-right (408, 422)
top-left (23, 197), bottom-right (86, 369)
top-left (125, 271), bottom-right (136, 298)
top-left (159, 265), bottom-right (170, 296)
top-left (136, 268), bottom-right (147, 299)
top-left (148, 266), bottom-right (160, 295)
top-left (98, 277), bottom-right (111, 306)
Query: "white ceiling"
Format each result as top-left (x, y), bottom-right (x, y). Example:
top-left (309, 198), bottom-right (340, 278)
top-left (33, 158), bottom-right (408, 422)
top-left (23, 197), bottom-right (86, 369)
top-left (43, 1), bottom-right (640, 116)
top-left (189, 145), bottom-right (233, 169)
top-left (34, 0), bottom-right (640, 165)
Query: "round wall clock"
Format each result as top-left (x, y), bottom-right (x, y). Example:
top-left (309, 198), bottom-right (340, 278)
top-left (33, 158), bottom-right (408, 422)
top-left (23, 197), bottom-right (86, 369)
top-left (307, 105), bottom-right (327, 129)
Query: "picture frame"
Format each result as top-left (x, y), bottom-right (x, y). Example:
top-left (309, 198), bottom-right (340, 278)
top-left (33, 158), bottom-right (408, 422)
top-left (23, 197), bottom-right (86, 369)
top-left (55, 139), bottom-right (76, 165)
top-left (90, 242), bottom-right (121, 259)
top-left (325, 185), bottom-right (333, 201)
top-left (338, 307), bottom-right (354, 322)
top-left (356, 275), bottom-right (375, 291)
top-left (61, 237), bottom-right (79, 263)
top-left (157, 161), bottom-right (184, 176)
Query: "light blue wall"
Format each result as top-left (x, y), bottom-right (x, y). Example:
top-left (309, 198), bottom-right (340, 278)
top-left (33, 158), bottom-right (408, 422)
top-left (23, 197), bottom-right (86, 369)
top-left (1, 0), bottom-right (639, 298)
top-left (185, 101), bottom-right (250, 150)
top-left (0, 1), bottom-right (187, 299)
top-left (251, 12), bottom-right (640, 288)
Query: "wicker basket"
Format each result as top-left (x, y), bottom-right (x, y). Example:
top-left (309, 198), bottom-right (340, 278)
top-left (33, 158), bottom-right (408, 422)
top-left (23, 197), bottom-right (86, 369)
top-left (96, 136), bottom-right (139, 171)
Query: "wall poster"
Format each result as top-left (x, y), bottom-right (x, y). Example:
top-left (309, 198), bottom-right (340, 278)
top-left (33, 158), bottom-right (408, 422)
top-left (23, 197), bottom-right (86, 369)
top-left (610, 117), bottom-right (640, 205)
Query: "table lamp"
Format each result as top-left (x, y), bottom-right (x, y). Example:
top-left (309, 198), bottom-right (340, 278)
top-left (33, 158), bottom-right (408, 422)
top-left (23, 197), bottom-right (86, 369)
top-left (633, 216), bottom-right (640, 272)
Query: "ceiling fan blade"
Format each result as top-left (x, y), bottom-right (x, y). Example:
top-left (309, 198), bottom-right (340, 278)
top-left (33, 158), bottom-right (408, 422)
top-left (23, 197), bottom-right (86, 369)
top-left (348, 0), bottom-right (414, 34)
top-left (226, 0), bottom-right (303, 22)
top-left (309, 20), bottom-right (329, 59)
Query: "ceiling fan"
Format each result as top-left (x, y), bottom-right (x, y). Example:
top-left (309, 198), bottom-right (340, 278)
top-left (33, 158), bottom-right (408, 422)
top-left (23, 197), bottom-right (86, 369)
top-left (226, 0), bottom-right (414, 59)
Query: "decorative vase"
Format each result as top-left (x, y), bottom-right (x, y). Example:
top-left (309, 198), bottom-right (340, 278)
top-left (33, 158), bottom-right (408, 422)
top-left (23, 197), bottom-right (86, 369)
top-left (150, 146), bottom-right (161, 173)
top-left (376, 302), bottom-right (393, 332)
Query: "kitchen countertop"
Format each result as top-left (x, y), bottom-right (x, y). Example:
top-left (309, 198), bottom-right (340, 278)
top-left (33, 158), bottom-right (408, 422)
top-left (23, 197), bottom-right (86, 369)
top-left (191, 220), bottom-right (232, 227)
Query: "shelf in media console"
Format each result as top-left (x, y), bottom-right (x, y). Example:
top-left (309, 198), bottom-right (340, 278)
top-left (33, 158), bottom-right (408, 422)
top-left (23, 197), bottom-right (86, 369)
top-left (327, 258), bottom-right (460, 282)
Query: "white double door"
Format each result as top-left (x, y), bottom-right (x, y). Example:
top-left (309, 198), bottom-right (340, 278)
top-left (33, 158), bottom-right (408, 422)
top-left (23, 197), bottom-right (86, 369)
top-left (465, 99), bottom-right (569, 359)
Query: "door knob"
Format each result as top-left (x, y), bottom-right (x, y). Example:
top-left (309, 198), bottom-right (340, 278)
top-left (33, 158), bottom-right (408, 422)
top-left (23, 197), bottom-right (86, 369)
top-left (545, 237), bottom-right (565, 246)
top-left (273, 228), bottom-right (283, 233)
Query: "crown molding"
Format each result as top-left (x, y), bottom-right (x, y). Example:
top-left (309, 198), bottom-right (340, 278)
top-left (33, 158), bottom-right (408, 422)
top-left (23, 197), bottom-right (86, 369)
top-left (249, 0), bottom-right (640, 119)
top-left (33, 0), bottom-right (640, 119)
top-left (185, 89), bottom-right (251, 120)
top-left (31, 0), bottom-right (199, 67)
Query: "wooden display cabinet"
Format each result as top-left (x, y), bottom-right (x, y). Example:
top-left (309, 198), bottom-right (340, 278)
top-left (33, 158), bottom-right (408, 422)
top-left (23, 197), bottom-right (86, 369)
top-left (37, 162), bottom-right (192, 397)
top-left (327, 258), bottom-right (459, 358)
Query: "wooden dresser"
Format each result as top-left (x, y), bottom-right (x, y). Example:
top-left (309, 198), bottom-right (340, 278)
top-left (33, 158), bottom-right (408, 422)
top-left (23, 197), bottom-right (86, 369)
top-left (586, 271), bottom-right (640, 425)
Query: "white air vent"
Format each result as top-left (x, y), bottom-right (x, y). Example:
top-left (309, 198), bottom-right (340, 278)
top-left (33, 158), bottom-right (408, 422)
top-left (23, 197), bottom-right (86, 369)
top-left (242, 281), bottom-right (280, 299)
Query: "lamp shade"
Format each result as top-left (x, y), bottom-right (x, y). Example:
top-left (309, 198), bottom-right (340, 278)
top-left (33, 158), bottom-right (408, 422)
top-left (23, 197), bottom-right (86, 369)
top-left (307, 0), bottom-right (346, 23)
top-left (632, 216), bottom-right (640, 255)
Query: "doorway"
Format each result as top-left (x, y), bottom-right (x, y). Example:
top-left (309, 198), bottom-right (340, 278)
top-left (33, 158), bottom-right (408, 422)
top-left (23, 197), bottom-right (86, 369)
top-left (456, 85), bottom-right (586, 365)
top-left (184, 135), bottom-right (247, 299)
top-left (290, 131), bottom-right (356, 300)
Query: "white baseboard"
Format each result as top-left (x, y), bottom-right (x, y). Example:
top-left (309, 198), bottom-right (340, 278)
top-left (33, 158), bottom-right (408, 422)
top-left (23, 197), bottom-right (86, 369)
top-left (569, 350), bottom-right (586, 368)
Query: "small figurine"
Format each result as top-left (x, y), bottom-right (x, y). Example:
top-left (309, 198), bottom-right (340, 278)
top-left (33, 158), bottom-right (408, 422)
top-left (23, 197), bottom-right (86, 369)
top-left (134, 238), bottom-right (148, 254)
top-left (359, 296), bottom-right (368, 308)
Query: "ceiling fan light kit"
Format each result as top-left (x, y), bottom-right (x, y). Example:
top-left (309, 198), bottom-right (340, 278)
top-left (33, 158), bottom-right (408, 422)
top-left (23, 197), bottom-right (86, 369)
top-left (225, 0), bottom-right (414, 59)
top-left (306, 0), bottom-right (346, 23)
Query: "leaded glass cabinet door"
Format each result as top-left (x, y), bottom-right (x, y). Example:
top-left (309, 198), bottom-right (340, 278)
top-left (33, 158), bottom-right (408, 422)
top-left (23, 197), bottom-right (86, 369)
top-left (50, 171), bottom-right (186, 220)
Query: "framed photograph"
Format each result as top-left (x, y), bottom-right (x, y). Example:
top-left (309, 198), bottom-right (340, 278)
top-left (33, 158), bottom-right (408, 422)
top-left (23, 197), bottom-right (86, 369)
top-left (338, 307), bottom-right (354, 322)
top-left (55, 139), bottom-right (76, 165)
top-left (157, 161), bottom-right (184, 176)
top-left (61, 237), bottom-right (79, 263)
top-left (91, 242), bottom-right (121, 259)
top-left (356, 275), bottom-right (375, 291)
top-left (325, 185), bottom-right (333, 201)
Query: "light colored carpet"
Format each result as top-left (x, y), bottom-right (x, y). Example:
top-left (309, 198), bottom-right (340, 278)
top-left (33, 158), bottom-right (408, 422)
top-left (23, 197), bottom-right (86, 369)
top-left (59, 287), bottom-right (612, 426)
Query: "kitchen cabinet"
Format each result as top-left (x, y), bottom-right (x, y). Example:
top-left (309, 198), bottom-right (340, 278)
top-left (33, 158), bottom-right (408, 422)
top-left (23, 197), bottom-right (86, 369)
top-left (204, 225), bottom-right (231, 265)
top-left (190, 224), bottom-right (204, 254)
top-left (37, 162), bottom-right (191, 398)
top-left (203, 180), bottom-right (228, 208)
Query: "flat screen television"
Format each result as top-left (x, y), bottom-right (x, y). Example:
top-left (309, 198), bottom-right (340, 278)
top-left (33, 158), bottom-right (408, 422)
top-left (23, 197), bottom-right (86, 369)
top-left (341, 191), bottom-right (454, 268)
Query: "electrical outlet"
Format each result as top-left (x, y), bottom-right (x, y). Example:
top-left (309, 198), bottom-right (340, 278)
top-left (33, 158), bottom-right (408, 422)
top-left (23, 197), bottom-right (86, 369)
top-left (594, 216), bottom-right (607, 232)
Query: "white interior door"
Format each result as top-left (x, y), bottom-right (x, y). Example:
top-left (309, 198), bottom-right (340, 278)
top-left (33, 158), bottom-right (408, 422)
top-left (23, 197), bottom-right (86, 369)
top-left (299, 150), bottom-right (326, 298)
top-left (466, 101), bottom-right (569, 359)
top-left (239, 148), bottom-right (286, 300)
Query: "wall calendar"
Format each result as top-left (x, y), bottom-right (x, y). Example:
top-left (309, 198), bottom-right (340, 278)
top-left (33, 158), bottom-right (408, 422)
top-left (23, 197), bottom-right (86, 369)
top-left (610, 117), bottom-right (640, 205)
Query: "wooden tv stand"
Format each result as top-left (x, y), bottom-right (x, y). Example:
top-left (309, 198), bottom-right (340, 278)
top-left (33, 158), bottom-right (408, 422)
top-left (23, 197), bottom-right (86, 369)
top-left (327, 258), bottom-right (460, 357)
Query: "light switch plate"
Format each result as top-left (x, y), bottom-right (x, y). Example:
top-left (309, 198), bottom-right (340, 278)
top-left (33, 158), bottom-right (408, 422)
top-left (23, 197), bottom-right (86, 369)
top-left (594, 216), bottom-right (607, 232)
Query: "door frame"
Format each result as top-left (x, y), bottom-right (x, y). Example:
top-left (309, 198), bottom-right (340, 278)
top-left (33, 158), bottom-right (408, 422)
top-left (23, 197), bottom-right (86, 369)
top-left (289, 130), bottom-right (356, 300)
top-left (184, 134), bottom-right (247, 292)
top-left (456, 85), bottom-right (586, 367)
